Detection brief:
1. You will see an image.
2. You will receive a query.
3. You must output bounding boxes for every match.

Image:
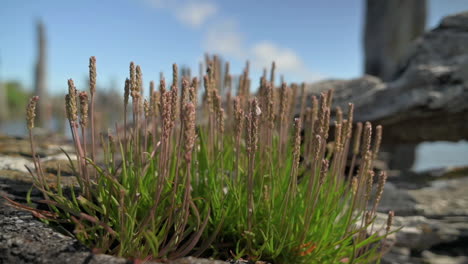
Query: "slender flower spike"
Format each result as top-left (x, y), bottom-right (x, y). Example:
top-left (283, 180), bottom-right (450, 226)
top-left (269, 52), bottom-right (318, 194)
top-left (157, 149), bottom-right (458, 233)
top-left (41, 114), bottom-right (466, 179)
top-left (183, 103), bottom-right (196, 161)
top-left (129, 62), bottom-right (136, 96)
top-left (67, 79), bottom-right (78, 122)
top-left (173, 63), bottom-right (178, 88)
top-left (386, 211), bottom-right (395, 234)
top-left (353, 122), bottom-right (363, 155)
top-left (79, 91), bottom-right (89, 128)
top-left (144, 99), bottom-right (150, 118)
top-left (89, 56), bottom-right (96, 95)
top-left (124, 78), bottom-right (130, 107)
top-left (372, 125), bottom-right (383, 160)
top-left (26, 96), bottom-right (40, 129)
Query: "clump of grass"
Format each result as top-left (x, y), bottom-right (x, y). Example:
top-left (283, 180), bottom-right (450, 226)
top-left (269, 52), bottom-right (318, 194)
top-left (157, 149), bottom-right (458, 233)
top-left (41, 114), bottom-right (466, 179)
top-left (9, 56), bottom-right (396, 263)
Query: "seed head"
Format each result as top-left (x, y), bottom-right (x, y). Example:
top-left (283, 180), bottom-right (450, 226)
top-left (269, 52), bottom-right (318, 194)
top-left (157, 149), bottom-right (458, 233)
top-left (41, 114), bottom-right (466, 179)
top-left (346, 103), bottom-right (354, 138)
top-left (279, 82), bottom-right (290, 124)
top-left (372, 125), bottom-right (383, 161)
top-left (129, 62), bottom-right (136, 94)
top-left (353, 122), bottom-right (363, 155)
top-left (319, 159), bottom-right (329, 185)
top-left (365, 170), bottom-right (375, 202)
top-left (67, 79), bottom-right (78, 122)
top-left (133, 65), bottom-right (142, 99)
top-left (373, 171), bottom-right (388, 210)
top-left (247, 98), bottom-right (260, 154)
top-left (361, 122), bottom-right (372, 155)
top-left (351, 176), bottom-right (358, 195)
top-left (144, 99), bottom-right (150, 118)
top-left (170, 85), bottom-right (178, 126)
top-left (183, 103), bottom-right (196, 161)
top-left (292, 118), bottom-right (302, 170)
top-left (151, 90), bottom-right (160, 117)
top-left (89, 56), bottom-right (96, 95)
top-left (336, 107), bottom-right (343, 125)
top-left (26, 96), bottom-right (39, 129)
top-left (234, 96), bottom-right (244, 144)
top-left (190, 77), bottom-right (198, 106)
top-left (181, 78), bottom-right (189, 106)
top-left (172, 63), bottom-right (178, 88)
top-left (266, 82), bottom-right (274, 129)
top-left (386, 211), bottom-right (394, 234)
top-left (124, 78), bottom-right (130, 107)
top-left (334, 122), bottom-right (343, 153)
top-left (79, 91), bottom-right (89, 127)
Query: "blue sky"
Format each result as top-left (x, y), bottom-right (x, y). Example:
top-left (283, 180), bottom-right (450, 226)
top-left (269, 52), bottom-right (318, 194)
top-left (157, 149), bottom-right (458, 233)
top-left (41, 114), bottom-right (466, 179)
top-left (1, 0), bottom-right (467, 95)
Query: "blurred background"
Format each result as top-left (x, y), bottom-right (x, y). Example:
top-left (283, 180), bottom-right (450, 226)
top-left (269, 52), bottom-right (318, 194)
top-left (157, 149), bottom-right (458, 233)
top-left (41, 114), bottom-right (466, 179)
top-left (1, 0), bottom-right (467, 172)
top-left (2, 1), bottom-right (468, 263)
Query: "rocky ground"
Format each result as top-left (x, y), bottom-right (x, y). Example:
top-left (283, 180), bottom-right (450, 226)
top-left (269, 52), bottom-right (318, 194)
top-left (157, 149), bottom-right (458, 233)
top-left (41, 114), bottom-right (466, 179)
top-left (0, 135), bottom-right (239, 264)
top-left (376, 169), bottom-right (468, 264)
top-left (1, 134), bottom-right (468, 264)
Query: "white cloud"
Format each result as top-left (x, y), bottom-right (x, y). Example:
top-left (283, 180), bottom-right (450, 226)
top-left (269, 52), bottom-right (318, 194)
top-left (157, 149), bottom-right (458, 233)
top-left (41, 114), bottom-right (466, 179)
top-left (251, 42), bottom-right (324, 82)
top-left (144, 0), bottom-right (217, 28)
top-left (176, 2), bottom-right (217, 28)
top-left (144, 0), bottom-right (324, 82)
top-left (203, 26), bottom-right (324, 82)
top-left (203, 20), bottom-right (244, 58)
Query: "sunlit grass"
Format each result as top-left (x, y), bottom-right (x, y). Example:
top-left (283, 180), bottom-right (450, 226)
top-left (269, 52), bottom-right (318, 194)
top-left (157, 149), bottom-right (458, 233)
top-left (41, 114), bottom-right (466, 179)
top-left (11, 56), bottom-right (396, 263)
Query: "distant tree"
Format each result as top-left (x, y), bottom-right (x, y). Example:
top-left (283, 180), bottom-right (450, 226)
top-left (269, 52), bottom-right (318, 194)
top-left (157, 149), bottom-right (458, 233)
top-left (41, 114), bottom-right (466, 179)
top-left (4, 81), bottom-right (30, 119)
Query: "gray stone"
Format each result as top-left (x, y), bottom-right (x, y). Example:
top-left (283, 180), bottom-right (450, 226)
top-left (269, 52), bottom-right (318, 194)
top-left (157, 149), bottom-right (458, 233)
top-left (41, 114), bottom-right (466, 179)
top-left (304, 12), bottom-right (468, 145)
top-left (0, 155), bottom-right (34, 172)
top-left (364, 0), bottom-right (426, 81)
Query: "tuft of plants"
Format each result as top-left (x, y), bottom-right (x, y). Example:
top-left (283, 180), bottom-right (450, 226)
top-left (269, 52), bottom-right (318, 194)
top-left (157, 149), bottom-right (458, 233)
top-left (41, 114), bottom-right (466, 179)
top-left (8, 56), bottom-right (396, 263)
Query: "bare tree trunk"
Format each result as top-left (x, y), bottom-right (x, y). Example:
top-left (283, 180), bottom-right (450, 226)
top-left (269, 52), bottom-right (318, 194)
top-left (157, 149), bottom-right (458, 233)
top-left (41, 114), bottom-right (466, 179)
top-left (364, 0), bottom-right (427, 81)
top-left (34, 20), bottom-right (48, 128)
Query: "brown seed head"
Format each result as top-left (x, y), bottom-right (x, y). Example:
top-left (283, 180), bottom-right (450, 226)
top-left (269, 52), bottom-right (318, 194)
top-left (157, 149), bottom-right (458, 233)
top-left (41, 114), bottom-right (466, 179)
top-left (346, 103), bottom-right (354, 138)
top-left (181, 78), bottom-right (189, 105)
top-left (67, 79), bottom-right (78, 122)
top-left (386, 211), bottom-right (395, 234)
top-left (334, 122), bottom-right (342, 152)
top-left (89, 56), bottom-right (96, 95)
top-left (319, 159), bottom-right (329, 185)
top-left (144, 99), bottom-right (150, 118)
top-left (372, 125), bottom-right (383, 161)
top-left (351, 176), bottom-right (358, 195)
top-left (374, 171), bottom-right (388, 210)
top-left (129, 62), bottom-right (136, 93)
top-left (293, 118), bottom-right (302, 167)
top-left (133, 65), bottom-right (142, 99)
top-left (314, 92), bottom-right (328, 137)
top-left (266, 82), bottom-right (274, 129)
top-left (170, 85), bottom-right (178, 126)
top-left (190, 77), bottom-right (198, 106)
top-left (361, 122), bottom-right (372, 155)
top-left (353, 122), bottom-right (363, 155)
top-left (183, 103), bottom-right (196, 161)
top-left (279, 82), bottom-right (290, 124)
top-left (124, 78), bottom-right (130, 107)
top-left (172, 63), bottom-right (178, 88)
top-left (336, 107), bottom-right (343, 125)
top-left (247, 98), bottom-right (260, 154)
top-left (234, 96), bottom-right (244, 143)
top-left (151, 90), bottom-right (160, 117)
top-left (26, 96), bottom-right (39, 129)
top-left (79, 91), bottom-right (89, 127)
top-left (365, 170), bottom-right (375, 202)
top-left (161, 91), bottom-right (173, 139)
